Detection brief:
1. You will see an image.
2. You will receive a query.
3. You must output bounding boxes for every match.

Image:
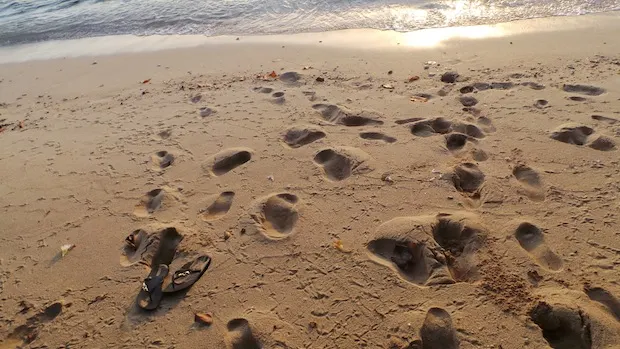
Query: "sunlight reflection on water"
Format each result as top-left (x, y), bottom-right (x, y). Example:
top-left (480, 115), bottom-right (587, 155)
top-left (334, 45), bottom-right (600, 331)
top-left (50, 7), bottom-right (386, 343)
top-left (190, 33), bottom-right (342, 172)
top-left (0, 0), bottom-right (618, 46)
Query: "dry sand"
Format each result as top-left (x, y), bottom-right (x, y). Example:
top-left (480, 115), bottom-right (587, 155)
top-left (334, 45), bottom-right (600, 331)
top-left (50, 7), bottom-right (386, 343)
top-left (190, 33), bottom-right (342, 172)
top-left (1, 12), bottom-right (620, 349)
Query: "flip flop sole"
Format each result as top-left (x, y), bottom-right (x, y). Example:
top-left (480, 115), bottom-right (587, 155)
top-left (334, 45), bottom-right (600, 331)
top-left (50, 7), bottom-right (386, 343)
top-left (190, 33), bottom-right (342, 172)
top-left (137, 264), bottom-right (169, 310)
top-left (163, 255), bottom-right (211, 293)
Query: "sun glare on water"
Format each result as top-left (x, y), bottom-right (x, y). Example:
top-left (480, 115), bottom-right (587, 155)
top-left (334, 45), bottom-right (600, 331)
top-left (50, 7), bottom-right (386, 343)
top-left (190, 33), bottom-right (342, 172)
top-left (390, 1), bottom-right (505, 47)
top-left (439, 0), bottom-right (489, 24)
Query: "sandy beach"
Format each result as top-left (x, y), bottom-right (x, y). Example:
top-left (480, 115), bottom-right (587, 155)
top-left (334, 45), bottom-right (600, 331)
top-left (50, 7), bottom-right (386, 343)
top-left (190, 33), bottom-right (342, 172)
top-left (1, 12), bottom-right (619, 349)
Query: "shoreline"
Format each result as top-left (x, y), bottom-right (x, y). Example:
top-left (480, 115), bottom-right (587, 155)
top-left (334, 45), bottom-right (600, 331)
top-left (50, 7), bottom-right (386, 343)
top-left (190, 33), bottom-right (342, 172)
top-left (0, 11), bottom-right (619, 64)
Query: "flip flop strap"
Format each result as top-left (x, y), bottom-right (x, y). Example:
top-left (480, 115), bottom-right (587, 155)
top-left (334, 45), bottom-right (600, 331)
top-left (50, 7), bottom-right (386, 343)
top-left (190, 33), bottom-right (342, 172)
top-left (142, 275), bottom-right (164, 300)
top-left (172, 269), bottom-right (195, 285)
top-left (126, 235), bottom-right (136, 248)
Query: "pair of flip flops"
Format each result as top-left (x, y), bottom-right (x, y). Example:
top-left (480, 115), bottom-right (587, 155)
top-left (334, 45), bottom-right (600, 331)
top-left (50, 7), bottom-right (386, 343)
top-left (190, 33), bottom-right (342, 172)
top-left (137, 255), bottom-right (212, 310)
top-left (128, 227), bottom-right (211, 310)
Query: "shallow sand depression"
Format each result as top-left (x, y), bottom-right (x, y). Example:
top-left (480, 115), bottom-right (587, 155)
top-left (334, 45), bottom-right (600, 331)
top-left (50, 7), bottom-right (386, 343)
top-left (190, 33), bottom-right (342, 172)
top-left (0, 13), bottom-right (619, 349)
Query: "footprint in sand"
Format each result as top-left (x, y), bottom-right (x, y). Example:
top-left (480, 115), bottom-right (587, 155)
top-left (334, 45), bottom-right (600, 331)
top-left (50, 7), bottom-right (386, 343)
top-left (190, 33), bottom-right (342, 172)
top-left (359, 131), bottom-right (396, 143)
top-left (471, 82), bottom-right (514, 91)
top-left (134, 189), bottom-right (165, 217)
top-left (459, 85), bottom-right (474, 94)
top-left (445, 133), bottom-right (473, 152)
top-left (584, 285), bottom-right (620, 321)
top-left (4, 302), bottom-right (64, 348)
top-left (409, 117), bottom-right (452, 137)
top-left (530, 287), bottom-right (620, 349)
top-left (157, 129), bottom-right (172, 139)
top-left (591, 115), bottom-right (618, 124)
top-left (367, 217), bottom-right (455, 286)
top-left (432, 213), bottom-right (485, 254)
top-left (550, 124), bottom-right (593, 145)
top-left (562, 84), bottom-right (606, 96)
top-left (249, 193), bottom-right (299, 239)
top-left (225, 318), bottom-right (261, 349)
top-left (451, 163), bottom-right (485, 194)
top-left (452, 122), bottom-right (485, 139)
top-left (120, 228), bottom-right (158, 266)
top-left (440, 71), bottom-right (460, 83)
top-left (450, 163), bottom-right (486, 208)
top-left (458, 96), bottom-right (478, 107)
top-left (199, 191), bottom-right (235, 221)
top-left (254, 86), bottom-right (285, 104)
top-left (206, 147), bottom-right (253, 176)
top-left (312, 103), bottom-right (384, 126)
top-left (529, 302), bottom-right (592, 349)
top-left (395, 117), bottom-right (425, 125)
top-left (522, 82), bottom-right (546, 90)
top-left (476, 116), bottom-right (496, 133)
top-left (512, 164), bottom-right (545, 202)
top-left (409, 118), bottom-right (485, 142)
top-left (190, 94), bottom-right (202, 103)
top-left (120, 227), bottom-right (183, 267)
top-left (149, 227), bottom-right (183, 268)
top-left (588, 135), bottom-right (616, 151)
top-left (414, 92), bottom-right (433, 101)
top-left (472, 82), bottom-right (491, 91)
top-left (491, 82), bottom-right (514, 90)
top-left (462, 107), bottom-right (495, 131)
top-left (199, 107), bottom-right (216, 118)
top-left (253, 86), bottom-right (274, 94)
top-left (224, 314), bottom-right (298, 348)
top-left (282, 125), bottom-right (326, 148)
top-left (151, 150), bottom-right (175, 170)
top-left (313, 146), bottom-right (373, 181)
top-left (568, 96), bottom-right (588, 102)
top-left (462, 107), bottom-right (482, 117)
top-left (534, 99), bottom-right (549, 109)
top-left (367, 212), bottom-right (486, 286)
top-left (302, 90), bottom-right (317, 101)
top-left (270, 92), bottom-right (285, 104)
top-left (513, 222), bottom-right (563, 271)
top-left (431, 213), bottom-right (487, 281)
top-left (550, 124), bottom-right (616, 151)
top-left (420, 308), bottom-right (459, 349)
top-left (279, 71), bottom-right (301, 84)
top-left (471, 148), bottom-right (489, 161)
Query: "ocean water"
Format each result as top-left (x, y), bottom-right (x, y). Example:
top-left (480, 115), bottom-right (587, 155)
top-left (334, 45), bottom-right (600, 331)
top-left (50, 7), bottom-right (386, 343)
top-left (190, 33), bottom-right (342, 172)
top-left (0, 0), bottom-right (618, 46)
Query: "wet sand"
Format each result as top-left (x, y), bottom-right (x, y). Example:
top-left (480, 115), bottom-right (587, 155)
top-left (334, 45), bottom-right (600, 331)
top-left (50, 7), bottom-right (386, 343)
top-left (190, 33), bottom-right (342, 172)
top-left (1, 13), bottom-right (619, 349)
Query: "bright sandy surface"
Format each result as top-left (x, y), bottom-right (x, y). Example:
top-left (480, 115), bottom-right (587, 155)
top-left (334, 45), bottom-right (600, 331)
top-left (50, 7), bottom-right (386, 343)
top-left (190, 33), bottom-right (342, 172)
top-left (1, 12), bottom-right (619, 349)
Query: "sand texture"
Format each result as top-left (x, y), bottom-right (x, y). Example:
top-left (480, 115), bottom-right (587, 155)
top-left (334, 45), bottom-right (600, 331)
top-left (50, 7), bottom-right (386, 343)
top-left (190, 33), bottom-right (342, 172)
top-left (1, 14), bottom-right (620, 349)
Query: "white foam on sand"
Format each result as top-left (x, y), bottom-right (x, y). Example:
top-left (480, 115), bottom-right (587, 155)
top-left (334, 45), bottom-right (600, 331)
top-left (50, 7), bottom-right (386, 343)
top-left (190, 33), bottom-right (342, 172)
top-left (0, 12), bottom-right (617, 64)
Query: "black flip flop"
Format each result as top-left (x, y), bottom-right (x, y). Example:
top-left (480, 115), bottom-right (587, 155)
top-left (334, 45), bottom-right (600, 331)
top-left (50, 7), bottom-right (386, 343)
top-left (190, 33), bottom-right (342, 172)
top-left (163, 255), bottom-right (211, 293)
top-left (137, 264), bottom-right (169, 310)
